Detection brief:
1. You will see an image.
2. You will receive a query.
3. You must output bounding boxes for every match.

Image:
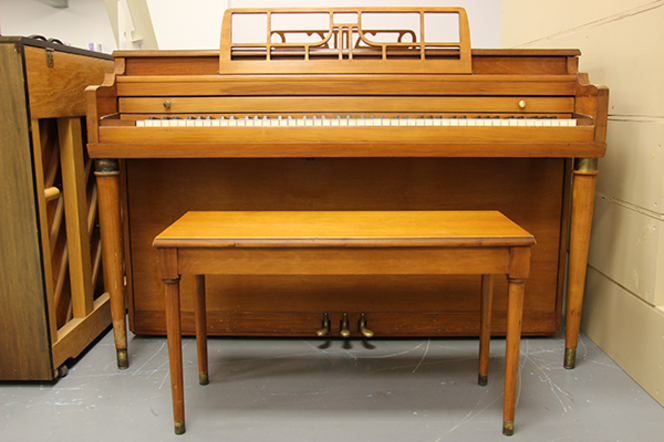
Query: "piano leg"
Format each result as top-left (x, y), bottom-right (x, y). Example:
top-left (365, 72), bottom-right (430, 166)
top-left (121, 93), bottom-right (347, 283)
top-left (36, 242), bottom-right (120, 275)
top-left (564, 158), bottom-right (599, 369)
top-left (94, 159), bottom-right (128, 369)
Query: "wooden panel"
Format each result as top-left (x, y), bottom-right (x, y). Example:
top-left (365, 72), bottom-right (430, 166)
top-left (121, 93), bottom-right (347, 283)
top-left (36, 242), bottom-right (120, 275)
top-left (134, 309), bottom-right (558, 337)
top-left (89, 139), bottom-right (604, 160)
top-left (0, 44), bottom-right (53, 380)
top-left (115, 75), bottom-right (577, 97)
top-left (98, 126), bottom-right (594, 148)
top-left (176, 247), bottom-right (513, 276)
top-left (24, 46), bottom-right (114, 119)
top-left (118, 96), bottom-right (574, 114)
top-left (117, 50), bottom-right (576, 77)
top-left (125, 157), bottom-right (566, 337)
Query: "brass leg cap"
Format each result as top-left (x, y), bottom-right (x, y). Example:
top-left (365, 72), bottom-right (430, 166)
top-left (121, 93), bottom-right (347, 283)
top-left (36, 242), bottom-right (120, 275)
top-left (503, 421), bottom-right (514, 436)
top-left (174, 420), bottom-right (186, 435)
top-left (564, 348), bottom-right (577, 370)
top-left (116, 349), bottom-right (129, 370)
top-left (199, 372), bottom-right (209, 386)
top-left (478, 374), bottom-right (488, 386)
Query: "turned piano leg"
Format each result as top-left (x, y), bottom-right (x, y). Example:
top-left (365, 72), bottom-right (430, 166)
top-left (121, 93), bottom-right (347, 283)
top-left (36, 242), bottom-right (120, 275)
top-left (95, 159), bottom-right (128, 369)
top-left (565, 158), bottom-right (599, 369)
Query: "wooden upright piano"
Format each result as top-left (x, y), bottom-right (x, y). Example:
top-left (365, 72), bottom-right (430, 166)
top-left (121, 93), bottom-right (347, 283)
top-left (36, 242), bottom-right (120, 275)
top-left (86, 7), bottom-right (608, 370)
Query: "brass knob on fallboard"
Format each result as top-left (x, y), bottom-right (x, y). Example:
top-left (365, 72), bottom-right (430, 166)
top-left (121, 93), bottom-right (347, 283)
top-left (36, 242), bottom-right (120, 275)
top-left (316, 312), bottom-right (331, 337)
top-left (340, 313), bottom-right (351, 338)
top-left (163, 100), bottom-right (171, 109)
top-left (359, 313), bottom-right (374, 338)
top-left (518, 100), bottom-right (527, 109)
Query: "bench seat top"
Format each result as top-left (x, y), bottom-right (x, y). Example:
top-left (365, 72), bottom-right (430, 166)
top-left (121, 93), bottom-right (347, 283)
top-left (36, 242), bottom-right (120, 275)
top-left (153, 211), bottom-right (535, 249)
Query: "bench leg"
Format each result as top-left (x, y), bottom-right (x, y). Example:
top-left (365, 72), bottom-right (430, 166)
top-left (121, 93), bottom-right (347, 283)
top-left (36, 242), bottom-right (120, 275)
top-left (194, 275), bottom-right (209, 385)
top-left (164, 278), bottom-right (185, 435)
top-left (503, 277), bottom-right (526, 436)
top-left (478, 274), bottom-right (494, 386)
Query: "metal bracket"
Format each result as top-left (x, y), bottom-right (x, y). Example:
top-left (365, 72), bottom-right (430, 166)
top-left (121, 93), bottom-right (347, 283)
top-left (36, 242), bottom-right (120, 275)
top-left (46, 48), bottom-right (54, 67)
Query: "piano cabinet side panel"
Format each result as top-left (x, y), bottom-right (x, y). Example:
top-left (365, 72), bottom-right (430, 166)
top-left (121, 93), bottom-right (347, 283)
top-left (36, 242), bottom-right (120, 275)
top-left (125, 158), bottom-right (566, 337)
top-left (0, 44), bottom-right (53, 380)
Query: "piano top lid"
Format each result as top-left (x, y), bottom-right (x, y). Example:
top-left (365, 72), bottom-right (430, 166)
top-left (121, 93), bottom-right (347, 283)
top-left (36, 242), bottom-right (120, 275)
top-left (111, 48), bottom-right (582, 59)
top-left (218, 7), bottom-right (473, 75)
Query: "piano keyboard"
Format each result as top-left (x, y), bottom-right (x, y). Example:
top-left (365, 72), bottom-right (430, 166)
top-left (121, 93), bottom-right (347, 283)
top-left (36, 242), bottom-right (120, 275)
top-left (136, 115), bottom-right (577, 128)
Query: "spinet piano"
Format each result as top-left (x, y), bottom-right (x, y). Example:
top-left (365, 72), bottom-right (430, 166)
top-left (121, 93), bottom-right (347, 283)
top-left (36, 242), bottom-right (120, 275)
top-left (86, 7), bottom-right (608, 371)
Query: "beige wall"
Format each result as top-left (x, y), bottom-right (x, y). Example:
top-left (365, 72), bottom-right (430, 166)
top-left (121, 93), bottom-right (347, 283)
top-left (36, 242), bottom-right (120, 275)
top-left (502, 0), bottom-right (664, 407)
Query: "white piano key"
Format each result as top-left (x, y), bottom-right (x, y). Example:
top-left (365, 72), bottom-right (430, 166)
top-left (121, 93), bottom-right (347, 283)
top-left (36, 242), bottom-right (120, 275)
top-left (136, 115), bottom-right (578, 129)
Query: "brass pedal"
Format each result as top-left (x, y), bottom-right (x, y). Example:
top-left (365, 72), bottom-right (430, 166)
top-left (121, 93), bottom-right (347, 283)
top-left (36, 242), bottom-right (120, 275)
top-left (359, 313), bottom-right (374, 338)
top-left (340, 313), bottom-right (351, 338)
top-left (316, 312), bottom-right (330, 337)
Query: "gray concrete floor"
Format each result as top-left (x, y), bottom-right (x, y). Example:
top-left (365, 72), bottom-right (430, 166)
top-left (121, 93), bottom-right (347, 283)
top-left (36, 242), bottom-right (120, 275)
top-left (1, 329), bottom-right (663, 442)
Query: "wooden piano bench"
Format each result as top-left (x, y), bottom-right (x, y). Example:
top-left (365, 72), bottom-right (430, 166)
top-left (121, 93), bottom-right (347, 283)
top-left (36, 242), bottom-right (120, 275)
top-left (153, 210), bottom-right (535, 436)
